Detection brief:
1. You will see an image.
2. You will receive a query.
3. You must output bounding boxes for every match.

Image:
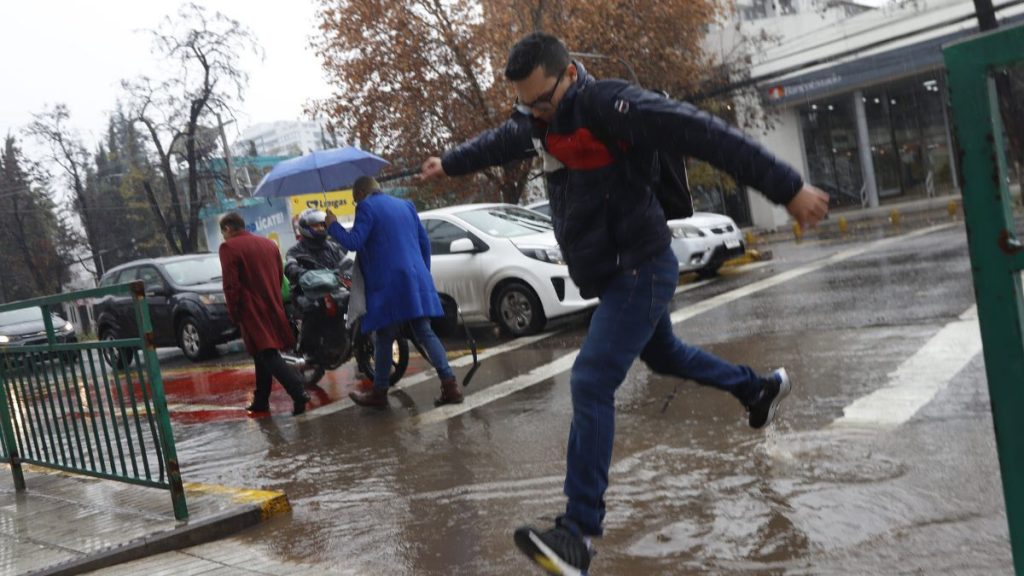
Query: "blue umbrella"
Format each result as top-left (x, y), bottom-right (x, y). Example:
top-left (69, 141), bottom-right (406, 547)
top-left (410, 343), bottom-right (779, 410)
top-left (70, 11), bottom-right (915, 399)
top-left (252, 146), bottom-right (390, 198)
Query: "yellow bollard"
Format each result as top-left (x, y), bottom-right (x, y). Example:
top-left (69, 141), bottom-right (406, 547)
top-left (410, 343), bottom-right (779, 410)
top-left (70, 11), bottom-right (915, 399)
top-left (889, 209), bottom-right (901, 228)
top-left (792, 221), bottom-right (803, 242)
top-left (838, 216), bottom-right (848, 235)
top-left (948, 199), bottom-right (958, 218)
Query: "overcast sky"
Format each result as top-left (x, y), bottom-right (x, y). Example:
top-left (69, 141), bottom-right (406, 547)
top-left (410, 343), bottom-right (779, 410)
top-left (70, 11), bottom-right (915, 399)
top-left (0, 0), bottom-right (332, 153)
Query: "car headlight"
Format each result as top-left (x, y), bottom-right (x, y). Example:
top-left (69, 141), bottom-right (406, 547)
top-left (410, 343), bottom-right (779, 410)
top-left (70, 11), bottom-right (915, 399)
top-left (199, 292), bottom-right (227, 305)
top-left (671, 224), bottom-right (705, 239)
top-left (62, 321), bottom-right (74, 333)
top-left (0, 335), bottom-right (8, 344)
top-left (518, 246), bottom-right (566, 265)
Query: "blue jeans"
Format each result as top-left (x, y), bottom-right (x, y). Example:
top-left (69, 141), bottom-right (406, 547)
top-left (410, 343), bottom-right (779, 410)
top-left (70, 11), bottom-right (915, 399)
top-left (373, 317), bottom-right (454, 391)
top-left (564, 246), bottom-right (764, 536)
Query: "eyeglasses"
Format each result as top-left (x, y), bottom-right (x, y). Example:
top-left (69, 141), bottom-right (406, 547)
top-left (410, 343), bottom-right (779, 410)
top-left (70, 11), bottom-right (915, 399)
top-left (514, 66), bottom-right (567, 115)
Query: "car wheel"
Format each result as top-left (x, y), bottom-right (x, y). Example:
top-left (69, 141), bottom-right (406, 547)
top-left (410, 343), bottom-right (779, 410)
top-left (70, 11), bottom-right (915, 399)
top-left (494, 281), bottom-right (545, 337)
top-left (697, 262), bottom-right (722, 279)
top-left (177, 317), bottom-right (214, 362)
top-left (99, 327), bottom-right (134, 369)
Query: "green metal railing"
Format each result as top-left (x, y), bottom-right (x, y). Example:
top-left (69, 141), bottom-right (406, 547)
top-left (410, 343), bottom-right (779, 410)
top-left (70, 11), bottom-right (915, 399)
top-left (944, 22), bottom-right (1024, 573)
top-left (0, 281), bottom-right (187, 520)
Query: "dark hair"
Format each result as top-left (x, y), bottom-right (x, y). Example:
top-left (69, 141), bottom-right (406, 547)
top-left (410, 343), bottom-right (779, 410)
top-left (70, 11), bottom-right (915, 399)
top-left (352, 176), bottom-right (381, 197)
top-left (504, 33), bottom-right (570, 81)
top-left (219, 212), bottom-right (246, 231)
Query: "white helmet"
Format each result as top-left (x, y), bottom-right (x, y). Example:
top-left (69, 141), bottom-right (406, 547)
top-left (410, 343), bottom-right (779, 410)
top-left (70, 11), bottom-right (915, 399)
top-left (298, 208), bottom-right (328, 241)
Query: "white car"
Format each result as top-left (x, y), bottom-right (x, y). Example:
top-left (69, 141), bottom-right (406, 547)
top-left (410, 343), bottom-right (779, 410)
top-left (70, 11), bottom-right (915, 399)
top-left (420, 204), bottom-right (597, 336)
top-left (668, 212), bottom-right (746, 277)
top-left (525, 200), bottom-right (745, 277)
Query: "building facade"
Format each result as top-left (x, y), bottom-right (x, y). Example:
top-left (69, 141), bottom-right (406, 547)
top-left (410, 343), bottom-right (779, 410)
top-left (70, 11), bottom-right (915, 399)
top-left (232, 120), bottom-right (336, 158)
top-left (715, 0), bottom-right (1024, 229)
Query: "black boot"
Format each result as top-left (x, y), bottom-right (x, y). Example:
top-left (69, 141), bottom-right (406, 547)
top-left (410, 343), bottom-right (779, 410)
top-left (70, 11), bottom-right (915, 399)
top-left (292, 392), bottom-right (311, 416)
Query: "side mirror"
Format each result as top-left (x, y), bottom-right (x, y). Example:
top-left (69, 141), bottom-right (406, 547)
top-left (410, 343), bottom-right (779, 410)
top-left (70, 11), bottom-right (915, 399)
top-left (449, 238), bottom-right (476, 254)
top-left (146, 284), bottom-right (169, 297)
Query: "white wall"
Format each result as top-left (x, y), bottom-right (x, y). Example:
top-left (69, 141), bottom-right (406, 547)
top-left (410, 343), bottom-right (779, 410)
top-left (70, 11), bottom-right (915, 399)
top-left (745, 106), bottom-right (805, 230)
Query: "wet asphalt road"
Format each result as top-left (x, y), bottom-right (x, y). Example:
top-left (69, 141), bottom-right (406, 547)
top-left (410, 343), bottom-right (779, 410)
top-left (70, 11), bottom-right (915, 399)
top-left (154, 218), bottom-right (1013, 575)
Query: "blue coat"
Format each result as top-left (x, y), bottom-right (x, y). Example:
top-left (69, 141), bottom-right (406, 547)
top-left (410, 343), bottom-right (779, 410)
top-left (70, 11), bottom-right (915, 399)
top-left (327, 192), bottom-right (443, 333)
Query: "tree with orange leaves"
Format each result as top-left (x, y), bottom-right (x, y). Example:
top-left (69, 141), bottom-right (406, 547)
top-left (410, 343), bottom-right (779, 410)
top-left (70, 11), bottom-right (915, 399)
top-left (312, 0), bottom-right (752, 207)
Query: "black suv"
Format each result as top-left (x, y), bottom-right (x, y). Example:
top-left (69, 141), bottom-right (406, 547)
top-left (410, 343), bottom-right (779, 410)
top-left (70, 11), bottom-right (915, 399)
top-left (94, 254), bottom-right (238, 364)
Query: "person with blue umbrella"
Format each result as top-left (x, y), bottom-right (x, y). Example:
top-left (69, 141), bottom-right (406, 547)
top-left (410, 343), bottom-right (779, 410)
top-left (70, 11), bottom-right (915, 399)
top-left (324, 176), bottom-right (462, 409)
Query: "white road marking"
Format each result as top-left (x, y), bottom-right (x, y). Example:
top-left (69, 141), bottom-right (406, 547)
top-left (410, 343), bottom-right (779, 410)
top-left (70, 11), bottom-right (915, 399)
top-left (412, 353), bottom-right (578, 426)
top-left (304, 331), bottom-right (557, 420)
top-left (413, 223), bottom-right (956, 425)
top-left (831, 305), bottom-right (981, 429)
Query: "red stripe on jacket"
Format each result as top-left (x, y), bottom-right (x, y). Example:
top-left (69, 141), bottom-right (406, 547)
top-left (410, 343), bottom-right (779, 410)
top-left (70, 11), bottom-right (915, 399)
top-left (545, 128), bottom-right (617, 170)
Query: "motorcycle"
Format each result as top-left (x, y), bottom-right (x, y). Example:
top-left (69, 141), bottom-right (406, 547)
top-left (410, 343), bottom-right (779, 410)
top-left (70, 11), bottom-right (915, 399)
top-left (282, 259), bottom-right (410, 387)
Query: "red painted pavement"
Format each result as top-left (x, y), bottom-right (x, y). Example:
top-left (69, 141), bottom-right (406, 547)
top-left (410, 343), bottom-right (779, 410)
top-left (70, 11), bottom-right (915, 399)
top-left (161, 356), bottom-right (431, 424)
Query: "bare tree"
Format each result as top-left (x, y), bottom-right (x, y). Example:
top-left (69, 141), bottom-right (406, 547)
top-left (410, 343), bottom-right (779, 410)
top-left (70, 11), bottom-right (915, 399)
top-left (123, 3), bottom-right (261, 254)
top-left (26, 104), bottom-right (102, 279)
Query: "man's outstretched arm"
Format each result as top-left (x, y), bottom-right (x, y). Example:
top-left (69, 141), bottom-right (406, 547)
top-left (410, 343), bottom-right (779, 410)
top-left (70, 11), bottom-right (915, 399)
top-left (583, 82), bottom-right (829, 227)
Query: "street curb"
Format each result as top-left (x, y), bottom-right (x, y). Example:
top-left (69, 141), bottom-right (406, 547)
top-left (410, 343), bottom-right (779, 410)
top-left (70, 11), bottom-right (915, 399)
top-left (25, 481), bottom-right (289, 576)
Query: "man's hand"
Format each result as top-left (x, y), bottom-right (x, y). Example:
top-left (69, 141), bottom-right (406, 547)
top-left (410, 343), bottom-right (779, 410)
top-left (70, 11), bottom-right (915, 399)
top-left (786, 184), bottom-right (830, 228)
top-left (325, 209), bottom-right (338, 226)
top-left (420, 156), bottom-right (447, 181)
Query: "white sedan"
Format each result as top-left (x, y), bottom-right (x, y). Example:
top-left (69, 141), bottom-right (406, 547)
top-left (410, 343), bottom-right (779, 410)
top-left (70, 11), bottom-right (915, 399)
top-left (667, 212), bottom-right (746, 277)
top-left (420, 204), bottom-right (597, 337)
top-left (525, 200), bottom-right (745, 277)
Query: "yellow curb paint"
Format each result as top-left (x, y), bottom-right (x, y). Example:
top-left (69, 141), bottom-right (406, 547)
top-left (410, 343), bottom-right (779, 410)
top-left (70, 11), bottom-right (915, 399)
top-left (183, 482), bottom-right (291, 519)
top-left (722, 250), bottom-right (760, 269)
top-left (4, 466), bottom-right (291, 521)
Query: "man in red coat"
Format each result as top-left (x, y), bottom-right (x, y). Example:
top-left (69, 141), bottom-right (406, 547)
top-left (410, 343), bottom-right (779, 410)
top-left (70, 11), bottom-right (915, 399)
top-left (218, 212), bottom-right (310, 416)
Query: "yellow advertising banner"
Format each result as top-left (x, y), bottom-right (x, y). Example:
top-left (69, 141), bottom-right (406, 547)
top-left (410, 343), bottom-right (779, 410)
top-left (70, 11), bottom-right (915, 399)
top-left (288, 190), bottom-right (356, 217)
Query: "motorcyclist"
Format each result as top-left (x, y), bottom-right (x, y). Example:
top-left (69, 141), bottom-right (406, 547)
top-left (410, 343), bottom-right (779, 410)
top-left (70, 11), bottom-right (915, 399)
top-left (285, 209), bottom-right (348, 353)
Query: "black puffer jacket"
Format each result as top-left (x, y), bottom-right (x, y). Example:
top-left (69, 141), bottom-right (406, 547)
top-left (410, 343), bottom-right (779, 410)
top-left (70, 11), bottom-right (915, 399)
top-left (442, 63), bottom-right (803, 298)
top-left (284, 238), bottom-right (347, 293)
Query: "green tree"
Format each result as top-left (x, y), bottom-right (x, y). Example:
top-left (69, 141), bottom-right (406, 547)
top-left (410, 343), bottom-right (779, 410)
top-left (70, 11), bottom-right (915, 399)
top-left (95, 111), bottom-right (174, 267)
top-left (0, 136), bottom-right (70, 300)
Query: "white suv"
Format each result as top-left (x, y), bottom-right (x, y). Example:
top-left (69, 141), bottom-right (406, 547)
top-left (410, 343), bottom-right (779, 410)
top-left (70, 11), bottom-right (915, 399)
top-left (420, 204), bottom-right (597, 337)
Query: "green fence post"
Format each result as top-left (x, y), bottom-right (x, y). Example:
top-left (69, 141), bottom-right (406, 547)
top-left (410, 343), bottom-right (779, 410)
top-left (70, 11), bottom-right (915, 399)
top-left (132, 282), bottom-right (188, 520)
top-left (0, 368), bottom-right (26, 490)
top-left (944, 24), bottom-right (1024, 573)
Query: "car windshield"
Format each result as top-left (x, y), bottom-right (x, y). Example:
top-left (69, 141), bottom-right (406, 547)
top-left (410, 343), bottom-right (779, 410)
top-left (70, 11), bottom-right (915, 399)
top-left (163, 255), bottom-right (223, 286)
top-left (457, 206), bottom-right (552, 238)
top-left (0, 308), bottom-right (43, 326)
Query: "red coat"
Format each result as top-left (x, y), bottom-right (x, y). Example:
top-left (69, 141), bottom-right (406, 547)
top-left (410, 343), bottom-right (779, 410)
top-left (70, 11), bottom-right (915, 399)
top-left (219, 231), bottom-right (295, 355)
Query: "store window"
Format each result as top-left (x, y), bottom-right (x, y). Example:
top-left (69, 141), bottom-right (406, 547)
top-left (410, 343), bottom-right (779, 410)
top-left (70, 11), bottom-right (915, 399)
top-left (799, 97), bottom-right (863, 209)
top-left (799, 71), bottom-right (957, 207)
top-left (863, 74), bottom-right (952, 200)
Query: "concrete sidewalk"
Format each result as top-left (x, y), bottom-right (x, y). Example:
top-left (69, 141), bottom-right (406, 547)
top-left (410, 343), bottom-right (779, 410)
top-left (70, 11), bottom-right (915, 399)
top-left (0, 465), bottom-right (288, 576)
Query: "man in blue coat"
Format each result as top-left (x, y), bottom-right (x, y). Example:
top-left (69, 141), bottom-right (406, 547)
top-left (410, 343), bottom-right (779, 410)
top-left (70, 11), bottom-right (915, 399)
top-left (325, 176), bottom-right (462, 409)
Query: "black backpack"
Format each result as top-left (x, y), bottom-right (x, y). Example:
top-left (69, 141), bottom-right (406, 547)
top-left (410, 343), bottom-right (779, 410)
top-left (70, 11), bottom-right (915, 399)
top-left (582, 81), bottom-right (694, 221)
